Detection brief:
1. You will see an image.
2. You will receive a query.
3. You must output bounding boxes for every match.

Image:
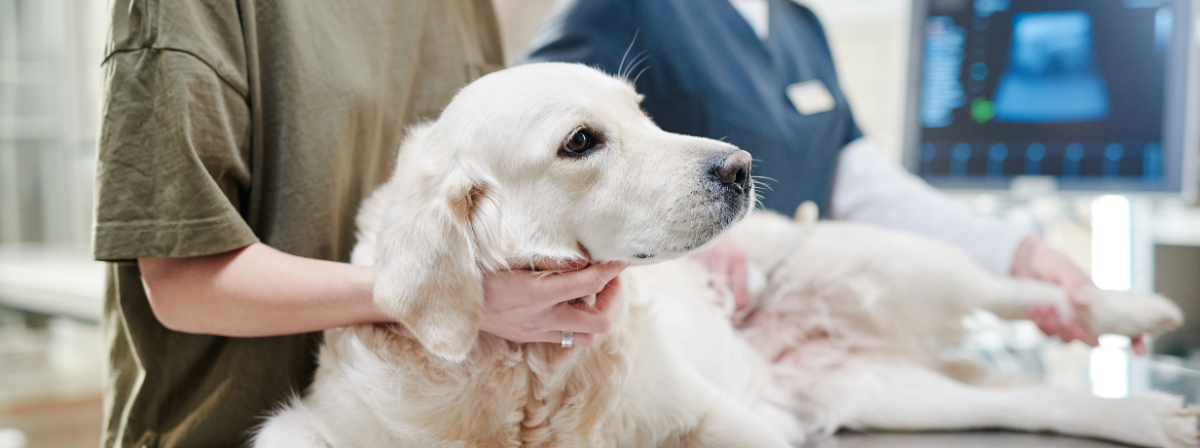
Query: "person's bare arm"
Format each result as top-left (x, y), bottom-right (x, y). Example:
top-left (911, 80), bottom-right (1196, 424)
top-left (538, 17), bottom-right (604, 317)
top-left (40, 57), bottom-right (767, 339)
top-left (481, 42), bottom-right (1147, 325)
top-left (139, 242), bottom-right (625, 345)
top-left (139, 242), bottom-right (385, 336)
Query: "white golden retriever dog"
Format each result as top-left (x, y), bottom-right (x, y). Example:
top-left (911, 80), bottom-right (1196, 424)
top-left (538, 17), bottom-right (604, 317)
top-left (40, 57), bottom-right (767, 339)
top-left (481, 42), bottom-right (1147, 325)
top-left (254, 63), bottom-right (1196, 447)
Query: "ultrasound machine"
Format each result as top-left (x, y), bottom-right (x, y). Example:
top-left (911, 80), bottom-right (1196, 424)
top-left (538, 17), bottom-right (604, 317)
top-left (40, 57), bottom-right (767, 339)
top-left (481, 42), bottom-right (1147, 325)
top-left (903, 0), bottom-right (1197, 196)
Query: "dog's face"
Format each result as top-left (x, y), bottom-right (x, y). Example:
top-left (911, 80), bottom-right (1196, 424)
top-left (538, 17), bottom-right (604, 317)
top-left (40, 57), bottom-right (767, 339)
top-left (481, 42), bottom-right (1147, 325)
top-left (430, 63), bottom-right (753, 263)
top-left (370, 63), bottom-right (753, 359)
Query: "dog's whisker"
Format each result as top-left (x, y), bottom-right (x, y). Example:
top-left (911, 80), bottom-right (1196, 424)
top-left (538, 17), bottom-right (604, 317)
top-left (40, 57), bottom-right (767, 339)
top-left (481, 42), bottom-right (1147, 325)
top-left (751, 178), bottom-right (774, 191)
top-left (622, 52), bottom-right (648, 81)
top-left (631, 63), bottom-right (651, 86)
top-left (617, 30), bottom-right (641, 80)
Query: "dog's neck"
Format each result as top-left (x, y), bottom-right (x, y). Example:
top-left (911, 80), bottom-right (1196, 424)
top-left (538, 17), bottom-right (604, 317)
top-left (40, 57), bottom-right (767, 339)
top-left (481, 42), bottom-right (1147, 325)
top-left (468, 276), bottom-right (637, 438)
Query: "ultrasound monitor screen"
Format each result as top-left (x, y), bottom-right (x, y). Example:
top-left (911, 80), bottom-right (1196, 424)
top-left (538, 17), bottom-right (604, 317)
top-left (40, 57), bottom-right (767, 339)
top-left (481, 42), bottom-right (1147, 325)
top-left (906, 0), bottom-right (1193, 192)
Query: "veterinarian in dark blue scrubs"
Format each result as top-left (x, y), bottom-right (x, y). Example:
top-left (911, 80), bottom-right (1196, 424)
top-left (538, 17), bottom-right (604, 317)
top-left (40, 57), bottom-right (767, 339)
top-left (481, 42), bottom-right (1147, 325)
top-left (524, 0), bottom-right (855, 216)
top-left (522, 0), bottom-right (1117, 349)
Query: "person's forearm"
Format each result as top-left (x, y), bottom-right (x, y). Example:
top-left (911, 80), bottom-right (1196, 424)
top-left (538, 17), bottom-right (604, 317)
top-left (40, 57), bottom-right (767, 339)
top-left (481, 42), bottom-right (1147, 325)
top-left (830, 138), bottom-right (1028, 275)
top-left (138, 242), bottom-right (388, 337)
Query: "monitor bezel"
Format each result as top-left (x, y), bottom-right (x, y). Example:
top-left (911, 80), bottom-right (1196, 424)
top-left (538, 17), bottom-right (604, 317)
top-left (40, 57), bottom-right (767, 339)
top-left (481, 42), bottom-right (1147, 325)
top-left (901, 0), bottom-right (1199, 199)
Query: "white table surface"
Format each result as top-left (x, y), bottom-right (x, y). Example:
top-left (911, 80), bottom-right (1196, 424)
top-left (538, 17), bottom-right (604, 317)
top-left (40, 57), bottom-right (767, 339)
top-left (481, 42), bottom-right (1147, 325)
top-left (804, 431), bottom-right (1131, 448)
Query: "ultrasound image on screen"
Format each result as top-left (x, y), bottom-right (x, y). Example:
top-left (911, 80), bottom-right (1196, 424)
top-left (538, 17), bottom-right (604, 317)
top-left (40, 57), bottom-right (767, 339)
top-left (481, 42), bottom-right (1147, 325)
top-left (915, 0), bottom-right (1177, 189)
top-left (993, 11), bottom-right (1110, 123)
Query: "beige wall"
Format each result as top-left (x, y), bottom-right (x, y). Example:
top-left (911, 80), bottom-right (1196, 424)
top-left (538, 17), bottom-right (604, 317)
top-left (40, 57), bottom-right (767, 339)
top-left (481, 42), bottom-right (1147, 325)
top-left (493, 0), bottom-right (558, 65)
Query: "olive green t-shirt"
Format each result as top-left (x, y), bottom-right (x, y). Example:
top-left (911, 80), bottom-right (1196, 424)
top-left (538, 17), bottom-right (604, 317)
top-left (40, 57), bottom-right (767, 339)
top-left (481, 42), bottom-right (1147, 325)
top-left (92, 1), bottom-right (502, 446)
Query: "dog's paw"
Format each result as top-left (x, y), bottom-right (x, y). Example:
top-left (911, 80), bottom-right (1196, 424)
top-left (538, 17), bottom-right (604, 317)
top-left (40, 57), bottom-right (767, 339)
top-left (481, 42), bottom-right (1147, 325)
top-left (1156, 398), bottom-right (1200, 448)
top-left (1120, 392), bottom-right (1200, 448)
top-left (1084, 288), bottom-right (1183, 337)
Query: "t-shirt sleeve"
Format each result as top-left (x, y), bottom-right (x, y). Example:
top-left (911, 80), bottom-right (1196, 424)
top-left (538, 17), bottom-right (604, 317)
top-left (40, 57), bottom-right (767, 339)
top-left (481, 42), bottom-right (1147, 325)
top-left (93, 48), bottom-right (258, 261)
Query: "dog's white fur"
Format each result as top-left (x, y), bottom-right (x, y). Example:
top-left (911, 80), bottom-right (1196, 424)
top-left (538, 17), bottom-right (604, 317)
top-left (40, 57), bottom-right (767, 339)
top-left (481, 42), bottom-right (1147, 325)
top-left (256, 63), bottom-right (791, 448)
top-left (724, 213), bottom-right (1198, 448)
top-left (255, 63), bottom-right (1197, 447)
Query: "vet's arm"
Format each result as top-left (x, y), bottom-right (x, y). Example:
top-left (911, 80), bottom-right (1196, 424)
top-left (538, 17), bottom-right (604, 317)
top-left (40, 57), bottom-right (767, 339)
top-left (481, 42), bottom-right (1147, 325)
top-left (829, 140), bottom-right (1113, 348)
top-left (829, 139), bottom-right (1094, 303)
top-left (830, 138), bottom-right (1027, 277)
top-left (139, 242), bottom-right (384, 337)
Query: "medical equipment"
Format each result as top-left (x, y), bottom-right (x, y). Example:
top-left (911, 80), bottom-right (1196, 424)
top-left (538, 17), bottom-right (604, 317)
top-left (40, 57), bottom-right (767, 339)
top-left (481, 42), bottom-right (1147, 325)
top-left (902, 0), bottom-right (1198, 197)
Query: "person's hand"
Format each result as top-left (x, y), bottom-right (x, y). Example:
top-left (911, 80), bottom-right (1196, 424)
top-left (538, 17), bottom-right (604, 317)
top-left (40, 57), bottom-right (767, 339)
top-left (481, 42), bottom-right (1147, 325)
top-left (691, 239), bottom-right (749, 312)
top-left (1012, 234), bottom-right (1100, 347)
top-left (1012, 234), bottom-right (1092, 304)
top-left (1012, 234), bottom-right (1146, 354)
top-left (478, 259), bottom-right (626, 347)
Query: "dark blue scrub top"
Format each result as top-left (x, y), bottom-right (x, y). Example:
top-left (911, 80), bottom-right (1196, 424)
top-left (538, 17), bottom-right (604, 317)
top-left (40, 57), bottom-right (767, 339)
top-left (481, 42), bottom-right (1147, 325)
top-left (521, 0), bottom-right (862, 217)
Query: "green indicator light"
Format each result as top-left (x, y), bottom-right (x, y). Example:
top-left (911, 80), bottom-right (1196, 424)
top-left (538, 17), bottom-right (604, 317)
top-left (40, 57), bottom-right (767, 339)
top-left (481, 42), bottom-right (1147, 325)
top-left (971, 97), bottom-right (994, 123)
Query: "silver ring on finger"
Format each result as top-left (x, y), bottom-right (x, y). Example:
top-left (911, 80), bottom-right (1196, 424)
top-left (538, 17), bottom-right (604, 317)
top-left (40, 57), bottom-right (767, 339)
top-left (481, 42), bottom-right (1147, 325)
top-left (561, 331), bottom-right (573, 348)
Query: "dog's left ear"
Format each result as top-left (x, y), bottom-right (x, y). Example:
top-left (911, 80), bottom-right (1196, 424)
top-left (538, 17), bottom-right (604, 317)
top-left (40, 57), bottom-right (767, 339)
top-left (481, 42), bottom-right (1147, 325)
top-left (373, 164), bottom-right (489, 361)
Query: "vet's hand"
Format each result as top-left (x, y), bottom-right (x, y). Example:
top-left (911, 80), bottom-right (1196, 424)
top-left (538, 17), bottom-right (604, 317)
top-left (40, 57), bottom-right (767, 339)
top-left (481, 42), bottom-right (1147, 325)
top-left (479, 260), bottom-right (626, 347)
top-left (1013, 235), bottom-right (1145, 354)
top-left (691, 239), bottom-right (749, 312)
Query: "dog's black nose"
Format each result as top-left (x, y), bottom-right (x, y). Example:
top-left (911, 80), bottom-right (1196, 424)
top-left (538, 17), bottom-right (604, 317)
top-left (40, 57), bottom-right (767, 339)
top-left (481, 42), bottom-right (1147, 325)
top-left (710, 150), bottom-right (752, 193)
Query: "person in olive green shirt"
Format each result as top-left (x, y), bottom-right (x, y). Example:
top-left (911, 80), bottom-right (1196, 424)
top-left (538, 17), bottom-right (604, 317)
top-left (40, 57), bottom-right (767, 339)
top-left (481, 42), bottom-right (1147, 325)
top-left (93, 2), bottom-right (623, 447)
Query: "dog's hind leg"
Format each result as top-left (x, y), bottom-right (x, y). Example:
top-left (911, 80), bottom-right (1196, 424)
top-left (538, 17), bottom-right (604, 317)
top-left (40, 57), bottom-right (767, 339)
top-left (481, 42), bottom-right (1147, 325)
top-left (809, 357), bottom-right (1200, 448)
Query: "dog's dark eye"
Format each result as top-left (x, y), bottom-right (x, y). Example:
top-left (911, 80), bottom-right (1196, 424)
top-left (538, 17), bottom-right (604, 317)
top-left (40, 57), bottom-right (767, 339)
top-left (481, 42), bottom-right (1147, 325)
top-left (560, 129), bottom-right (599, 157)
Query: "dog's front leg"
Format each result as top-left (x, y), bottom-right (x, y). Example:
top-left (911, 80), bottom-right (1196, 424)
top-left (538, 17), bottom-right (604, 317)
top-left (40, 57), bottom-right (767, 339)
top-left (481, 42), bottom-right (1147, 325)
top-left (658, 395), bottom-right (792, 448)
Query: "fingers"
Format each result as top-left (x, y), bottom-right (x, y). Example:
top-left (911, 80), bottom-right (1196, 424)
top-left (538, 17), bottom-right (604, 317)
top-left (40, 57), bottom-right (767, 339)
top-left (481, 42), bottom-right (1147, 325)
top-left (539, 261), bottom-right (627, 302)
top-left (727, 257), bottom-right (749, 311)
top-left (479, 262), bottom-right (624, 346)
top-left (1057, 266), bottom-right (1093, 307)
top-left (529, 257), bottom-right (589, 272)
top-left (593, 276), bottom-right (621, 313)
top-left (521, 331), bottom-right (598, 347)
top-left (1027, 304), bottom-right (1100, 346)
top-left (518, 279), bottom-right (621, 344)
top-left (1132, 336), bottom-right (1146, 356)
top-left (1012, 235), bottom-right (1094, 307)
top-left (1028, 304), bottom-right (1065, 341)
top-left (547, 277), bottom-right (621, 334)
top-left (1064, 290), bottom-right (1089, 308)
top-left (691, 240), bottom-right (750, 311)
top-left (1063, 318), bottom-right (1098, 346)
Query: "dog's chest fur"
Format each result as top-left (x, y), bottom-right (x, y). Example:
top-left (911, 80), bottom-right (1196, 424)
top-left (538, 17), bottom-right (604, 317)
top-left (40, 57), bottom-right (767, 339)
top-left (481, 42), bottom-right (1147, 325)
top-left (315, 303), bottom-right (651, 447)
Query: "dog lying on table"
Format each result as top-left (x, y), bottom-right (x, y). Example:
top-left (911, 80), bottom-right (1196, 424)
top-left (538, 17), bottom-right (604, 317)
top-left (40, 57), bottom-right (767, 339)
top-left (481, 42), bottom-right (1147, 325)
top-left (253, 63), bottom-right (1196, 448)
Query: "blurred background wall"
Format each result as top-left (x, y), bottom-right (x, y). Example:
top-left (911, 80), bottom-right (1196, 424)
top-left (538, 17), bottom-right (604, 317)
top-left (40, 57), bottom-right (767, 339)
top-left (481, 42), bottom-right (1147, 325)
top-left (0, 0), bottom-right (105, 248)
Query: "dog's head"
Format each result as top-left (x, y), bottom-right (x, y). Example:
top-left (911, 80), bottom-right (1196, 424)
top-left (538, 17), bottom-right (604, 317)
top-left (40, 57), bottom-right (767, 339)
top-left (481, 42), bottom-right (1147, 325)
top-left (367, 63), bottom-right (754, 360)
